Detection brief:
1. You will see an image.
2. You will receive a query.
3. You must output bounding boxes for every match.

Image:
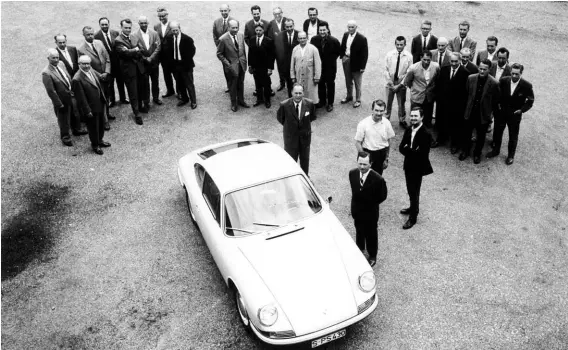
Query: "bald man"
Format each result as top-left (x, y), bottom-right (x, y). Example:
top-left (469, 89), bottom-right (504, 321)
top-left (340, 20), bottom-right (368, 108)
top-left (212, 4), bottom-right (236, 92)
top-left (217, 19), bottom-right (249, 111)
top-left (132, 15), bottom-right (162, 110)
top-left (430, 37), bottom-right (451, 68)
top-left (165, 21), bottom-right (197, 108)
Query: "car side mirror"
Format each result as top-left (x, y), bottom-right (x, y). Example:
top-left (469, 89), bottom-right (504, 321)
top-left (327, 196), bottom-right (333, 204)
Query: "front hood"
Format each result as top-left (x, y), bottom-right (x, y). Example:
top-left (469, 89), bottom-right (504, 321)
top-left (239, 215), bottom-right (358, 335)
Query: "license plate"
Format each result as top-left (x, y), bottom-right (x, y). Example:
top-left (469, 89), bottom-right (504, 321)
top-left (311, 329), bottom-right (346, 348)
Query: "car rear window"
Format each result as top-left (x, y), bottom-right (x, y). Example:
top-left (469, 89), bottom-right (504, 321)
top-left (198, 140), bottom-right (267, 160)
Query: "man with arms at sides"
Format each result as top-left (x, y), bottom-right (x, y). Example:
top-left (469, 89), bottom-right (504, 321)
top-left (277, 84), bottom-right (316, 176)
top-left (154, 7), bottom-right (176, 98)
top-left (384, 35), bottom-right (412, 128)
top-left (55, 33), bottom-right (84, 129)
top-left (354, 99), bottom-right (395, 176)
top-left (349, 151), bottom-right (388, 268)
top-left (212, 4), bottom-right (235, 93)
top-left (460, 47), bottom-right (478, 75)
top-left (248, 24), bottom-right (275, 108)
top-left (114, 18), bottom-right (145, 125)
top-left (268, 6), bottom-right (288, 91)
top-left (78, 26), bottom-right (113, 131)
top-left (244, 5), bottom-right (270, 47)
top-left (165, 21), bottom-right (197, 109)
top-left (487, 63), bottom-right (534, 165)
top-left (489, 47), bottom-right (512, 80)
top-left (433, 52), bottom-right (469, 152)
top-left (460, 58), bottom-right (500, 164)
top-left (303, 7), bottom-right (324, 42)
top-left (340, 20), bottom-right (368, 108)
top-left (132, 15), bottom-right (162, 111)
top-left (95, 18), bottom-right (125, 107)
top-left (448, 20), bottom-right (477, 62)
top-left (275, 19), bottom-right (300, 98)
top-left (399, 107), bottom-right (433, 230)
top-left (430, 37), bottom-right (451, 68)
top-left (410, 20), bottom-right (438, 64)
top-left (290, 31), bottom-right (321, 103)
top-left (476, 36), bottom-right (499, 67)
top-left (42, 49), bottom-right (86, 147)
top-left (72, 55), bottom-right (110, 155)
top-left (217, 19), bottom-right (250, 112)
top-left (310, 20), bottom-right (341, 112)
top-left (403, 50), bottom-right (440, 129)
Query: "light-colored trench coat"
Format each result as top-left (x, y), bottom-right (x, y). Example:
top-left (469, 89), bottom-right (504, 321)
top-left (290, 43), bottom-right (321, 101)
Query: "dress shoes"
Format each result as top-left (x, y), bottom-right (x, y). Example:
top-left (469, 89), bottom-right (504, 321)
top-left (162, 91), bottom-right (175, 98)
top-left (177, 100), bottom-right (189, 107)
top-left (431, 140), bottom-right (439, 148)
top-left (109, 101), bottom-right (116, 108)
top-left (353, 101), bottom-right (361, 108)
top-left (368, 259), bottom-right (376, 267)
top-left (104, 122), bottom-right (111, 131)
top-left (135, 116), bottom-right (143, 125)
top-left (506, 157), bottom-right (514, 165)
top-left (400, 207), bottom-right (411, 215)
top-left (238, 102), bottom-right (251, 108)
top-left (340, 97), bottom-right (353, 104)
top-left (120, 99), bottom-right (130, 104)
top-left (176, 93), bottom-right (182, 100)
top-left (139, 106), bottom-right (149, 114)
top-left (486, 150), bottom-right (500, 158)
top-left (224, 88), bottom-right (230, 93)
top-left (99, 141), bottom-right (111, 148)
top-left (265, 102), bottom-right (271, 108)
top-left (153, 99), bottom-right (163, 105)
top-left (253, 101), bottom-right (264, 107)
top-left (473, 156), bottom-right (481, 164)
top-left (62, 140), bottom-right (73, 147)
top-left (92, 147), bottom-right (104, 155)
top-left (450, 147), bottom-right (458, 154)
top-left (326, 105), bottom-right (334, 112)
top-left (72, 129), bottom-right (88, 136)
top-left (191, 103), bottom-right (197, 109)
top-left (459, 152), bottom-right (468, 161)
top-left (277, 84), bottom-right (285, 91)
top-left (315, 103), bottom-right (324, 109)
top-left (403, 218), bottom-right (416, 230)
top-left (107, 114), bottom-right (116, 120)
top-left (231, 105), bottom-right (238, 112)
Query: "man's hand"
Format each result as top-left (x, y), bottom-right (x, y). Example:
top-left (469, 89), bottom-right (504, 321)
top-left (513, 110), bottom-right (522, 116)
top-left (134, 47), bottom-right (140, 51)
top-left (87, 112), bottom-right (94, 119)
top-left (313, 78), bottom-right (319, 84)
top-left (383, 159), bottom-right (389, 170)
top-left (248, 67), bottom-right (254, 74)
top-left (292, 78), bottom-right (297, 83)
top-left (360, 69), bottom-right (365, 73)
top-left (267, 69), bottom-right (272, 76)
top-left (386, 81), bottom-right (394, 89)
top-left (101, 73), bottom-right (110, 81)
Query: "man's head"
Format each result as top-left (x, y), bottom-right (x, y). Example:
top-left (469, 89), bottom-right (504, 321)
top-left (47, 48), bottom-right (60, 66)
top-left (54, 34), bottom-right (67, 50)
top-left (410, 107), bottom-right (424, 128)
top-left (297, 31), bottom-right (307, 46)
top-left (347, 20), bottom-right (357, 35)
top-left (395, 36), bottom-right (406, 52)
top-left (273, 7), bottom-right (283, 21)
top-left (420, 20), bottom-right (432, 38)
top-left (292, 84), bottom-right (304, 103)
top-left (120, 19), bottom-right (133, 36)
top-left (220, 4), bottom-right (230, 19)
top-left (357, 151), bottom-right (372, 174)
top-left (486, 36), bottom-right (498, 54)
top-left (510, 63), bottom-right (524, 83)
top-left (460, 47), bottom-right (472, 63)
top-left (449, 52), bottom-right (461, 69)
top-left (228, 19), bottom-right (239, 35)
top-left (421, 50), bottom-right (432, 69)
top-left (99, 17), bottom-right (110, 33)
top-left (284, 19), bottom-right (295, 33)
top-left (308, 7), bottom-right (318, 23)
top-left (82, 26), bottom-right (95, 43)
top-left (458, 21), bottom-right (470, 38)
top-left (318, 21), bottom-right (330, 38)
top-left (371, 99), bottom-right (386, 122)
top-left (478, 59), bottom-right (491, 77)
top-left (78, 55), bottom-right (92, 72)
top-left (157, 7), bottom-right (168, 24)
top-left (496, 47), bottom-right (509, 68)
top-left (170, 21), bottom-right (181, 36)
top-left (255, 23), bottom-right (264, 38)
top-left (437, 37), bottom-right (448, 53)
top-left (251, 5), bottom-right (261, 21)
top-left (138, 16), bottom-right (149, 32)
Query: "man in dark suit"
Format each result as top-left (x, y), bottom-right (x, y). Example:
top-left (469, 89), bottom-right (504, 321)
top-left (476, 36), bottom-right (499, 67)
top-left (460, 59), bottom-right (500, 164)
top-left (275, 19), bottom-right (299, 97)
top-left (460, 48), bottom-right (478, 74)
top-left (132, 16), bottom-right (162, 111)
top-left (399, 107), bottom-right (434, 229)
top-left (114, 18), bottom-right (145, 125)
top-left (410, 20), bottom-right (438, 64)
top-left (303, 7), bottom-right (325, 41)
top-left (154, 7), bottom-right (176, 98)
top-left (244, 5), bottom-right (270, 47)
top-left (430, 37), bottom-right (451, 68)
top-left (433, 52), bottom-right (469, 152)
top-left (268, 6), bottom-right (287, 91)
top-left (165, 21), bottom-right (197, 109)
top-left (212, 4), bottom-right (235, 93)
top-left (217, 19), bottom-right (250, 112)
top-left (448, 20), bottom-right (477, 62)
top-left (349, 151), bottom-right (388, 267)
top-left (340, 20), bottom-right (368, 108)
top-left (42, 49), bottom-right (87, 146)
top-left (248, 24), bottom-right (274, 108)
top-left (95, 17), bottom-right (126, 106)
top-left (310, 21), bottom-right (340, 112)
top-left (277, 84), bottom-right (316, 175)
top-left (489, 47), bottom-right (512, 80)
top-left (55, 33), bottom-right (83, 125)
top-left (72, 55), bottom-right (110, 155)
top-left (487, 63), bottom-right (535, 165)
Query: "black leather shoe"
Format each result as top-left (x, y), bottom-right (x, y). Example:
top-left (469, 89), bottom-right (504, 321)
top-left (253, 101), bottom-right (264, 107)
top-left (231, 105), bottom-right (238, 112)
top-left (104, 123), bottom-right (111, 131)
top-left (253, 91), bottom-right (258, 96)
top-left (135, 116), bottom-right (143, 125)
top-left (99, 141), bottom-right (111, 148)
top-left (368, 259), bottom-right (376, 267)
top-left (459, 152), bottom-right (468, 161)
top-left (315, 103), bottom-right (324, 109)
top-left (177, 100), bottom-right (189, 107)
top-left (340, 97), bottom-right (353, 104)
top-left (153, 99), bottom-right (163, 105)
top-left (431, 141), bottom-right (439, 148)
top-left (506, 157), bottom-right (514, 165)
top-left (473, 156), bottom-right (481, 164)
top-left (92, 147), bottom-right (104, 155)
top-left (277, 84), bottom-right (285, 91)
top-left (486, 150), bottom-right (500, 158)
top-left (107, 114), bottom-right (116, 120)
top-left (271, 90), bottom-right (275, 97)
top-left (72, 129), bottom-right (88, 136)
top-left (109, 101), bottom-right (116, 108)
top-left (191, 103), bottom-right (197, 109)
top-left (450, 147), bottom-right (458, 154)
top-left (120, 99), bottom-right (130, 104)
top-left (224, 88), bottom-right (230, 93)
top-left (62, 140), bottom-right (73, 147)
top-left (326, 105), bottom-right (334, 112)
top-left (162, 91), bottom-right (175, 98)
top-left (139, 106), bottom-right (149, 114)
top-left (400, 207), bottom-right (411, 215)
top-left (403, 218), bottom-right (416, 230)
top-left (238, 102), bottom-right (250, 108)
top-left (265, 102), bottom-right (271, 108)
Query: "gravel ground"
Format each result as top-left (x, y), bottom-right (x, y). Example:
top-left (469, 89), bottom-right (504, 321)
top-left (2, 1), bottom-right (568, 349)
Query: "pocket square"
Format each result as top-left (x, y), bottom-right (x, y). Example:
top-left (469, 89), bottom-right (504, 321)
top-left (305, 111), bottom-right (310, 116)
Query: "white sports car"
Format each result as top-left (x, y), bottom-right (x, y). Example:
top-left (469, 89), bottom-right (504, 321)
top-left (177, 139), bottom-right (377, 347)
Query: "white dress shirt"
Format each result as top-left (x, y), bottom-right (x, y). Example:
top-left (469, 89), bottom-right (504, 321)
top-left (510, 79), bottom-right (520, 96)
top-left (411, 123), bottom-right (422, 147)
top-left (360, 170), bottom-right (370, 186)
top-left (173, 34), bottom-right (182, 60)
top-left (141, 30), bottom-right (150, 49)
top-left (346, 32), bottom-right (356, 56)
top-left (307, 22), bottom-right (318, 41)
top-left (161, 22), bottom-right (169, 38)
top-left (384, 49), bottom-right (413, 84)
top-left (495, 65), bottom-right (506, 81)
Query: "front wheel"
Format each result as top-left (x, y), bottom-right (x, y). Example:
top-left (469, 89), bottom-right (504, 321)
top-left (234, 288), bottom-right (251, 330)
top-left (184, 188), bottom-right (197, 225)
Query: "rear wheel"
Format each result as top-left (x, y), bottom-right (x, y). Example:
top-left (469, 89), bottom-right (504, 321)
top-left (184, 188), bottom-right (197, 224)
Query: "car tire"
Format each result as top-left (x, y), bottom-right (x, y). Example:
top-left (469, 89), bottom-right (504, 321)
top-left (184, 188), bottom-right (197, 225)
top-left (234, 287), bottom-right (252, 331)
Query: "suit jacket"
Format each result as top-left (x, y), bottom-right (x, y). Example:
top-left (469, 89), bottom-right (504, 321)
top-left (57, 46), bottom-right (79, 77)
top-left (164, 33), bottom-right (196, 71)
top-left (216, 32), bottom-right (247, 75)
top-left (78, 40), bottom-right (111, 74)
top-left (303, 18), bottom-right (326, 37)
top-left (475, 49), bottom-right (498, 67)
top-left (248, 36), bottom-right (275, 70)
top-left (411, 34), bottom-right (438, 63)
top-left (340, 32), bottom-right (368, 72)
top-left (399, 125), bottom-right (434, 176)
top-left (71, 69), bottom-right (107, 116)
top-left (131, 28), bottom-right (161, 68)
top-left (489, 64), bottom-right (512, 79)
top-left (114, 33), bottom-right (144, 78)
top-left (310, 34), bottom-right (341, 78)
top-left (244, 19), bottom-right (270, 46)
top-left (212, 16), bottom-right (235, 46)
top-left (275, 30), bottom-right (299, 75)
top-left (349, 169), bottom-right (387, 221)
top-left (462, 61), bottom-right (479, 75)
top-left (154, 22), bottom-right (173, 61)
top-left (42, 62), bottom-right (73, 109)
top-left (431, 49), bottom-right (451, 68)
top-left (404, 62), bottom-right (440, 103)
top-left (497, 77), bottom-right (534, 118)
top-left (448, 36), bottom-right (477, 61)
top-left (94, 29), bottom-right (120, 75)
top-left (276, 98), bottom-right (316, 150)
top-left (436, 65), bottom-right (469, 116)
top-left (464, 74), bottom-right (500, 123)
top-left (267, 17), bottom-right (287, 39)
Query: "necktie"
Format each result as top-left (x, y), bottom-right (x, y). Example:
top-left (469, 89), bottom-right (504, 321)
top-left (450, 68), bottom-right (455, 79)
top-left (322, 38), bottom-right (327, 50)
top-left (460, 38), bottom-right (464, 50)
top-left (289, 34), bottom-right (292, 46)
top-left (222, 19), bottom-right (227, 32)
top-left (174, 35), bottom-right (179, 60)
top-left (233, 35), bottom-right (239, 51)
top-left (394, 52), bottom-right (401, 81)
top-left (423, 37), bottom-right (426, 51)
top-left (105, 33), bottom-right (112, 51)
top-left (257, 37), bottom-right (260, 47)
top-left (360, 174), bottom-right (364, 191)
top-left (91, 43), bottom-right (99, 59)
top-left (56, 66), bottom-right (69, 88)
top-left (296, 103), bottom-right (300, 120)
top-left (438, 52), bottom-right (442, 66)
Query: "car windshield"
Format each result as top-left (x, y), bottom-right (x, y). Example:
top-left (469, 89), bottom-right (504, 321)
top-left (224, 175), bottom-right (322, 236)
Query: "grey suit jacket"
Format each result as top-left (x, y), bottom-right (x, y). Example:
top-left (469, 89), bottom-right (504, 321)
top-left (131, 28), bottom-right (161, 67)
top-left (78, 40), bottom-right (111, 74)
top-left (42, 62), bottom-right (73, 108)
top-left (212, 16), bottom-right (235, 46)
top-left (448, 36), bottom-right (477, 61)
top-left (475, 49), bottom-right (498, 66)
top-left (216, 31), bottom-right (247, 75)
top-left (464, 73), bottom-right (500, 124)
top-left (430, 49), bottom-right (451, 68)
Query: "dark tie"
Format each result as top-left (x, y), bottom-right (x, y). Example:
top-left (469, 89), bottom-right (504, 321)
top-left (450, 68), bottom-right (455, 79)
top-left (423, 37), bottom-right (426, 51)
top-left (438, 52), bottom-right (442, 66)
top-left (289, 34), bottom-right (292, 46)
top-left (360, 175), bottom-right (364, 191)
top-left (91, 43), bottom-right (99, 59)
top-left (296, 103), bottom-right (300, 120)
top-left (257, 37), bottom-right (260, 47)
top-left (174, 35), bottom-right (179, 60)
top-left (460, 38), bottom-right (464, 50)
top-left (233, 35), bottom-right (239, 51)
top-left (222, 19), bottom-right (227, 32)
top-left (394, 52), bottom-right (401, 81)
top-left (322, 38), bottom-right (327, 50)
top-left (105, 33), bottom-right (112, 51)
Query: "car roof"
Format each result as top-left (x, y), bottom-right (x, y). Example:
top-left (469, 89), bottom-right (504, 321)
top-left (201, 141), bottom-right (303, 192)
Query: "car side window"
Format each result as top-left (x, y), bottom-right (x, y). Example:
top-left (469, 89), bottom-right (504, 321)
top-left (195, 164), bottom-right (206, 190)
top-left (202, 172), bottom-right (221, 225)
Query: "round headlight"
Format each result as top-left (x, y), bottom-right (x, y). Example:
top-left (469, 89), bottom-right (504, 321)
top-left (358, 271), bottom-right (376, 292)
top-left (258, 304), bottom-right (278, 326)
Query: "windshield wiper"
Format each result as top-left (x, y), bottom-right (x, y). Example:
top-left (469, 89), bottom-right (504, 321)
top-left (226, 227), bottom-right (258, 234)
top-left (253, 222), bottom-right (282, 227)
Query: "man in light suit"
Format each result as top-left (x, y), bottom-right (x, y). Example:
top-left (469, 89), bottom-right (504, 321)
top-left (72, 55), bottom-right (110, 155)
top-left (78, 26), bottom-right (112, 130)
top-left (448, 21), bottom-right (477, 62)
top-left (460, 59), bottom-right (500, 164)
top-left (487, 63), bottom-right (535, 165)
top-left (95, 17), bottom-right (126, 106)
top-left (349, 151), bottom-right (388, 267)
top-left (275, 19), bottom-right (300, 97)
top-left (42, 49), bottom-right (86, 146)
top-left (248, 24), bottom-right (275, 108)
top-left (268, 6), bottom-right (288, 91)
top-left (403, 50), bottom-right (440, 128)
top-left (340, 20), bottom-right (368, 108)
top-left (290, 31), bottom-right (321, 102)
top-left (217, 19), bottom-right (250, 112)
top-left (430, 37), bottom-right (451, 68)
top-left (277, 84), bottom-right (316, 175)
top-left (166, 21), bottom-right (197, 109)
top-left (410, 20), bottom-right (438, 64)
top-left (476, 36), bottom-right (499, 67)
top-left (212, 4), bottom-right (235, 93)
top-left (131, 15), bottom-right (162, 111)
top-left (384, 36), bottom-right (413, 126)
top-left (154, 7), bottom-right (176, 98)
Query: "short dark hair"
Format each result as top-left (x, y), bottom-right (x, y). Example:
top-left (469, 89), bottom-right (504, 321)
top-left (371, 99), bottom-right (386, 110)
top-left (395, 36), bottom-right (406, 44)
top-left (285, 18), bottom-right (294, 25)
top-left (157, 7), bottom-right (167, 13)
top-left (120, 19), bottom-right (132, 27)
top-left (459, 20), bottom-right (470, 29)
top-left (511, 63), bottom-right (524, 73)
top-left (421, 50), bottom-right (432, 58)
top-left (318, 21), bottom-right (330, 32)
top-left (497, 47), bottom-right (510, 59)
top-left (480, 58), bottom-right (492, 68)
top-left (411, 107), bottom-right (423, 116)
top-left (357, 151), bottom-right (370, 162)
top-left (308, 7), bottom-right (318, 14)
top-left (99, 17), bottom-right (109, 24)
top-left (54, 33), bottom-right (67, 41)
top-left (486, 35), bottom-right (498, 45)
top-left (251, 5), bottom-right (261, 13)
top-left (254, 23), bottom-right (264, 30)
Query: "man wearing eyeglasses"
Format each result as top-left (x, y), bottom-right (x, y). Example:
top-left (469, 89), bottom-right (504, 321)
top-left (154, 7), bottom-right (177, 98)
top-left (410, 20), bottom-right (438, 64)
